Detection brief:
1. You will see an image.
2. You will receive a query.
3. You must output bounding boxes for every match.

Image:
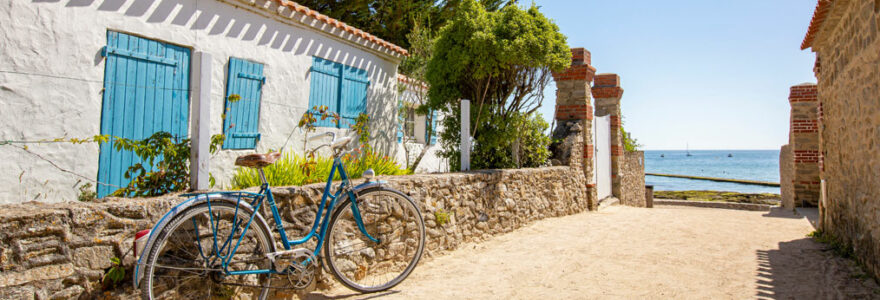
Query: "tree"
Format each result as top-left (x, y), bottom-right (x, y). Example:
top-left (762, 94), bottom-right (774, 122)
top-left (425, 0), bottom-right (569, 170)
top-left (297, 0), bottom-right (517, 49)
top-left (298, 0), bottom-right (436, 49)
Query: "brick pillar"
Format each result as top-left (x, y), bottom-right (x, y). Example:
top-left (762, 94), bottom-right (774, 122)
top-left (592, 73), bottom-right (624, 199)
top-left (788, 83), bottom-right (820, 207)
top-left (551, 48), bottom-right (598, 210)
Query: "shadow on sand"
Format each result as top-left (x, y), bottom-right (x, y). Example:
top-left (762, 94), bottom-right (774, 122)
top-left (303, 290), bottom-right (400, 300)
top-left (755, 238), bottom-right (879, 299)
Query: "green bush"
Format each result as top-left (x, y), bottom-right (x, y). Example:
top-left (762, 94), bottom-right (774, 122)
top-left (443, 112), bottom-right (551, 170)
top-left (230, 147), bottom-right (411, 189)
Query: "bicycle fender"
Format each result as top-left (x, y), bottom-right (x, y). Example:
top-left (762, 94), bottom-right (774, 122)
top-left (133, 193), bottom-right (275, 288)
top-left (351, 180), bottom-right (388, 194)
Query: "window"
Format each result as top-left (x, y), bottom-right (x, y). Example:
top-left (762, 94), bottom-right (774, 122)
top-left (308, 57), bottom-right (369, 128)
top-left (404, 107), bottom-right (416, 139)
top-left (222, 58), bottom-right (265, 149)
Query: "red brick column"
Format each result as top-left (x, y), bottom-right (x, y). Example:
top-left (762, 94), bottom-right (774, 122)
top-left (552, 48), bottom-right (598, 210)
top-left (592, 73), bottom-right (625, 199)
top-left (788, 83), bottom-right (820, 207)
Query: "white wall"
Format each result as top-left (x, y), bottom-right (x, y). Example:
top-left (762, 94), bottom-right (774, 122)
top-left (394, 80), bottom-right (448, 173)
top-left (0, 0), bottom-right (402, 203)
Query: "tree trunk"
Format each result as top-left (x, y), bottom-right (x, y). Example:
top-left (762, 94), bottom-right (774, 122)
top-left (408, 144), bottom-right (430, 173)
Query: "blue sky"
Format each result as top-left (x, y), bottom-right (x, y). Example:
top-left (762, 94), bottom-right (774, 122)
top-left (533, 0), bottom-right (818, 150)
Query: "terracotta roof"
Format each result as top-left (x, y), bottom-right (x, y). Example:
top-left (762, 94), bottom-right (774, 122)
top-left (801, 0), bottom-right (835, 50)
top-left (397, 74), bottom-right (428, 90)
top-left (234, 0), bottom-right (408, 57)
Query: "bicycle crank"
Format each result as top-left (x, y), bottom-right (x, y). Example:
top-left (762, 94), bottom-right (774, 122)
top-left (267, 248), bottom-right (317, 290)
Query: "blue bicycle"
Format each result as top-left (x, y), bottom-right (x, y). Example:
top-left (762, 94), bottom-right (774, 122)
top-left (134, 132), bottom-right (426, 299)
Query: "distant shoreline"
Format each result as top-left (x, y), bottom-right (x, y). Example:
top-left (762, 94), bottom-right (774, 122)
top-left (652, 190), bottom-right (780, 206)
top-left (644, 149), bottom-right (782, 151)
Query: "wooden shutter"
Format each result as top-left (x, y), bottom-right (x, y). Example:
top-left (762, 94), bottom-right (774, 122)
top-left (308, 57), bottom-right (341, 127)
top-left (308, 57), bottom-right (369, 128)
top-left (340, 65), bottom-right (369, 128)
top-left (425, 110), bottom-right (438, 145)
top-left (222, 58), bottom-right (265, 149)
top-left (97, 31), bottom-right (191, 198)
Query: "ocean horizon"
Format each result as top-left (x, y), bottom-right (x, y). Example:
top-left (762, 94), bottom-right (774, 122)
top-left (644, 149), bottom-right (780, 194)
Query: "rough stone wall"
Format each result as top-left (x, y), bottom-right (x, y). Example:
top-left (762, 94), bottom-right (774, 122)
top-left (592, 74), bottom-right (625, 199)
top-left (788, 84), bottom-right (821, 207)
top-left (0, 132), bottom-right (589, 299)
top-left (551, 47), bottom-right (598, 210)
top-left (779, 144), bottom-right (794, 209)
top-left (809, 0), bottom-right (880, 281)
top-left (620, 151), bottom-right (646, 207)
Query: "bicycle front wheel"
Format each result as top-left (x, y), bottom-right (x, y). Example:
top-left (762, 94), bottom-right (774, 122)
top-left (140, 201), bottom-right (274, 300)
top-left (324, 187), bottom-right (426, 293)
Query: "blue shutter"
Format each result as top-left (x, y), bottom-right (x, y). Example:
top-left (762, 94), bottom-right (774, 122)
top-left (340, 65), bottom-right (369, 128)
top-left (308, 57), bottom-right (341, 128)
top-left (308, 57), bottom-right (369, 128)
top-left (97, 31), bottom-right (190, 198)
top-left (222, 58), bottom-right (264, 149)
top-left (425, 110), bottom-right (438, 145)
top-left (397, 101), bottom-right (404, 143)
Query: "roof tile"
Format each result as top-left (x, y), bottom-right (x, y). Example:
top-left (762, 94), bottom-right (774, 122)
top-left (801, 0), bottom-right (835, 50)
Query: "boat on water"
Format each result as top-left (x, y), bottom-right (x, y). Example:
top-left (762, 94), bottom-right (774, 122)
top-left (686, 143), bottom-right (693, 157)
top-left (660, 154), bottom-right (665, 158)
top-left (728, 153), bottom-right (733, 157)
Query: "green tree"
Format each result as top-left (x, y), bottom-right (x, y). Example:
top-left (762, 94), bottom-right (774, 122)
top-left (425, 0), bottom-right (569, 170)
top-left (298, 0), bottom-right (517, 49)
top-left (298, 0), bottom-right (436, 49)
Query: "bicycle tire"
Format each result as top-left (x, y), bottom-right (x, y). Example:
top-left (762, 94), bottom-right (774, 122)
top-left (139, 201), bottom-right (274, 300)
top-left (323, 186), bottom-right (426, 293)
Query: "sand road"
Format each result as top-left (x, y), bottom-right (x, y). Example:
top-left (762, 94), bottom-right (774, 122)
top-left (309, 206), bottom-right (879, 299)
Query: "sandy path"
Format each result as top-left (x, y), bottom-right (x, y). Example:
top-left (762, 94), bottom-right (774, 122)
top-left (307, 206), bottom-right (879, 299)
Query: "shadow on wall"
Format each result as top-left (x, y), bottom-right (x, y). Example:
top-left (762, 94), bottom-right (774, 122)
top-left (37, 0), bottom-right (400, 154)
top-left (755, 238), bottom-right (880, 299)
top-left (37, 0), bottom-right (393, 89)
top-left (365, 87), bottom-right (398, 155)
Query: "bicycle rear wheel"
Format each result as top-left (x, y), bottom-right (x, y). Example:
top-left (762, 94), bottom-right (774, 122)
top-left (323, 187), bottom-right (426, 293)
top-left (139, 201), bottom-right (274, 299)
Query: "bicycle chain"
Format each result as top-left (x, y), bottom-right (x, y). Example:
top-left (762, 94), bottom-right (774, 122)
top-left (208, 256), bottom-right (316, 290)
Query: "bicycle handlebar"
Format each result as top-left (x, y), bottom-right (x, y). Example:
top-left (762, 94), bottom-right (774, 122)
top-left (307, 132), bottom-right (357, 156)
top-left (308, 132), bottom-right (335, 143)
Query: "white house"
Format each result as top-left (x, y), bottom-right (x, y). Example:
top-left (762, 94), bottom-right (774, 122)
top-left (0, 0), bottom-right (444, 203)
top-left (395, 75), bottom-right (448, 174)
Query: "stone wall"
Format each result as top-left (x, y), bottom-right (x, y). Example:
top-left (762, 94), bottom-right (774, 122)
top-left (620, 151), bottom-right (646, 207)
top-left (787, 84), bottom-right (821, 207)
top-left (779, 144), bottom-right (794, 209)
top-left (551, 47), bottom-right (598, 210)
top-left (0, 131), bottom-right (590, 299)
top-left (806, 0), bottom-right (880, 281)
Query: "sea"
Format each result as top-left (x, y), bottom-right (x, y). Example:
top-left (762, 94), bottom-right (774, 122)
top-left (644, 150), bottom-right (780, 194)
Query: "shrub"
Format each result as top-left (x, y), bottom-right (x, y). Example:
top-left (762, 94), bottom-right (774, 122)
top-left (111, 131), bottom-right (224, 197)
top-left (445, 112), bottom-right (551, 170)
top-left (230, 147), bottom-right (410, 189)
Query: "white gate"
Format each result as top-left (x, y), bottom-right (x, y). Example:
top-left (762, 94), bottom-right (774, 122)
top-left (593, 115), bottom-right (612, 200)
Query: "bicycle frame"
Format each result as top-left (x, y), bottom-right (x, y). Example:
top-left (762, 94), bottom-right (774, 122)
top-left (213, 156), bottom-right (379, 277)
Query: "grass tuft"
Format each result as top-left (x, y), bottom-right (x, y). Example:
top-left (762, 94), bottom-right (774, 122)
top-left (230, 148), bottom-right (411, 189)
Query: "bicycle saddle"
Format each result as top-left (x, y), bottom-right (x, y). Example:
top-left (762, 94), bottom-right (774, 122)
top-left (235, 152), bottom-right (282, 168)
